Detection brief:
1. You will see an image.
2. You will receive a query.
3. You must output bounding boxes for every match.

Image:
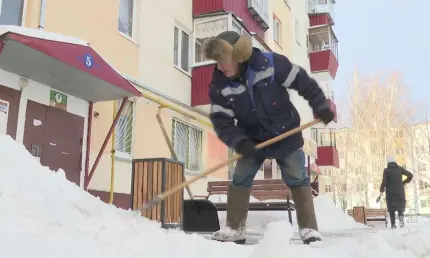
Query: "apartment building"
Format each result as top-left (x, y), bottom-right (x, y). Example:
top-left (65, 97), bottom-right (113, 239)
top-left (0, 0), bottom-right (341, 209)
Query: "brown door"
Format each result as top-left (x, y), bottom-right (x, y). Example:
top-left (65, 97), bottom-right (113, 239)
top-left (23, 100), bottom-right (84, 186)
top-left (43, 106), bottom-right (84, 186)
top-left (0, 85), bottom-right (21, 139)
top-left (23, 100), bottom-right (47, 162)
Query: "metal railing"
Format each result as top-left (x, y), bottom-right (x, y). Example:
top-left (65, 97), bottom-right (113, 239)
top-left (312, 128), bottom-right (337, 147)
top-left (308, 0), bottom-right (335, 20)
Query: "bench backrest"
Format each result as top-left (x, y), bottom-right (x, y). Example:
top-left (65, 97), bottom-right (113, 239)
top-left (207, 179), bottom-right (292, 200)
top-left (366, 208), bottom-right (387, 216)
top-left (347, 208), bottom-right (387, 218)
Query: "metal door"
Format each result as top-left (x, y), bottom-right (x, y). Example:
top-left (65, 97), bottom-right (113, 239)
top-left (0, 99), bottom-right (9, 135)
top-left (44, 106), bottom-right (84, 185)
top-left (23, 100), bottom-right (47, 163)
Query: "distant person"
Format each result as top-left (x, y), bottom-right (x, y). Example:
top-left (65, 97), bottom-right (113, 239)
top-left (378, 156), bottom-right (413, 228)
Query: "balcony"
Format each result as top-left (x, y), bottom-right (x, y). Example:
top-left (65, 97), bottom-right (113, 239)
top-left (308, 25), bottom-right (339, 80)
top-left (192, 14), bottom-right (271, 109)
top-left (308, 0), bottom-right (336, 22)
top-left (192, 0), bottom-right (268, 39)
top-left (191, 63), bottom-right (215, 109)
top-left (312, 128), bottom-right (339, 168)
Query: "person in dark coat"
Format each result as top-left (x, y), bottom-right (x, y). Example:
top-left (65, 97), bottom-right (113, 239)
top-left (203, 31), bottom-right (335, 244)
top-left (379, 156), bottom-right (413, 228)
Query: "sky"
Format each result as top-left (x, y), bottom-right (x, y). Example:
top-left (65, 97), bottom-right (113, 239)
top-left (333, 0), bottom-right (429, 115)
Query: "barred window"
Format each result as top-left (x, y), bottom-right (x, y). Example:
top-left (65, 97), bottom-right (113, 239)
top-left (172, 119), bottom-right (203, 171)
top-left (114, 99), bottom-right (134, 155)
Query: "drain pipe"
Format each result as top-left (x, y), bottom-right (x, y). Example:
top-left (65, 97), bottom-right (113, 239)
top-left (38, 0), bottom-right (46, 30)
top-left (84, 102), bottom-right (93, 180)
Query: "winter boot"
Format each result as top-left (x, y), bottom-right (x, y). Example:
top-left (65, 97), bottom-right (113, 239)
top-left (389, 211), bottom-right (396, 228)
top-left (211, 184), bottom-right (250, 244)
top-left (398, 212), bottom-right (405, 228)
top-left (291, 186), bottom-right (322, 244)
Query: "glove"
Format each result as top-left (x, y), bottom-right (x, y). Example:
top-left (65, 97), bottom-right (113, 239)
top-left (235, 140), bottom-right (258, 158)
top-left (315, 106), bottom-right (335, 125)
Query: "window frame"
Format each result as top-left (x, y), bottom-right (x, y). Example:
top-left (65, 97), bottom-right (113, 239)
top-left (114, 98), bottom-right (135, 160)
top-left (295, 18), bottom-right (300, 45)
top-left (171, 119), bottom-right (203, 172)
top-left (0, 0), bottom-right (25, 26)
top-left (272, 14), bottom-right (282, 47)
top-left (173, 25), bottom-right (191, 75)
top-left (118, 0), bottom-right (136, 40)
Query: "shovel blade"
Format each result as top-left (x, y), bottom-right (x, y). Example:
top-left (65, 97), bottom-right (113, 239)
top-left (182, 199), bottom-right (220, 232)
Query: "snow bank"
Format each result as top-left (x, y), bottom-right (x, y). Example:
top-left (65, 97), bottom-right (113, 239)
top-left (3, 134), bottom-right (430, 258)
top-left (313, 195), bottom-right (366, 231)
top-left (219, 194), bottom-right (365, 233)
top-left (0, 135), bottom-right (253, 258)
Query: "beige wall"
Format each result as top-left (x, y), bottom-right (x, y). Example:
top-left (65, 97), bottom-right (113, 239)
top-left (23, 0), bottom-right (141, 193)
top-left (266, 0), bottom-right (293, 58)
top-left (138, 0), bottom-right (193, 105)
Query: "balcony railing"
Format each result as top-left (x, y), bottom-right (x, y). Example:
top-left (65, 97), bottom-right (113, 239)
top-left (312, 128), bottom-right (337, 147)
top-left (193, 13), bottom-right (270, 66)
top-left (308, 27), bottom-right (338, 60)
top-left (308, 0), bottom-right (335, 20)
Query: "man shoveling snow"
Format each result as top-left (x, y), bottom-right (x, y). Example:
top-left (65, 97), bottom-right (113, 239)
top-left (203, 31), bottom-right (335, 245)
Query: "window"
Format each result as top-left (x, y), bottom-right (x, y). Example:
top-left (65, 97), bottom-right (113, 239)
top-left (173, 26), bottom-right (190, 72)
top-left (172, 119), bottom-right (203, 171)
top-left (419, 180), bottom-right (430, 190)
top-left (356, 184), bottom-right (366, 192)
top-left (118, 0), bottom-right (134, 37)
top-left (396, 130), bottom-right (404, 138)
top-left (342, 184), bottom-right (347, 192)
top-left (370, 142), bottom-right (378, 155)
top-left (295, 18), bottom-right (300, 45)
top-left (324, 184), bottom-right (332, 192)
top-left (272, 14), bottom-right (281, 46)
top-left (416, 145), bottom-right (425, 155)
top-left (418, 163), bottom-right (427, 172)
top-left (114, 99), bottom-right (134, 155)
top-left (232, 21), bottom-right (242, 34)
top-left (0, 0), bottom-right (24, 26)
top-left (396, 148), bottom-right (405, 155)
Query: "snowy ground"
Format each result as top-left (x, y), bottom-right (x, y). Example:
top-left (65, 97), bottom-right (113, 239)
top-left (1, 134), bottom-right (430, 258)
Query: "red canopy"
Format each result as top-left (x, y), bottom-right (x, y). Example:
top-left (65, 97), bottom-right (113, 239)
top-left (0, 26), bottom-right (141, 102)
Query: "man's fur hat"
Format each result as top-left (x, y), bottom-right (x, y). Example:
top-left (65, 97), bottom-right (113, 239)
top-left (203, 31), bottom-right (253, 63)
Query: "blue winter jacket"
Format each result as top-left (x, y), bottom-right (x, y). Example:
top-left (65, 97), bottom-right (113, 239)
top-left (208, 48), bottom-right (329, 158)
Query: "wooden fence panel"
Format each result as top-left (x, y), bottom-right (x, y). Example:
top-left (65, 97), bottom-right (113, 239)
top-left (131, 158), bottom-right (184, 228)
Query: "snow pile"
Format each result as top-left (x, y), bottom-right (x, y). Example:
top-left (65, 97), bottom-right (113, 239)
top-left (3, 134), bottom-right (430, 258)
top-left (0, 135), bottom-right (253, 258)
top-left (313, 195), bottom-right (366, 231)
top-left (250, 221), bottom-right (294, 258)
top-left (220, 194), bottom-right (365, 233)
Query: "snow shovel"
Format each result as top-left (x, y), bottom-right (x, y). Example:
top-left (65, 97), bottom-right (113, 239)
top-left (140, 119), bottom-right (321, 232)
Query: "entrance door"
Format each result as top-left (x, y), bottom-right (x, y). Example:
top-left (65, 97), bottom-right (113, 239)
top-left (43, 106), bottom-right (84, 185)
top-left (0, 99), bottom-right (9, 135)
top-left (23, 100), bottom-right (84, 186)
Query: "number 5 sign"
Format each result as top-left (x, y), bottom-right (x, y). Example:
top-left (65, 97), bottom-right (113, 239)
top-left (84, 54), bottom-right (93, 68)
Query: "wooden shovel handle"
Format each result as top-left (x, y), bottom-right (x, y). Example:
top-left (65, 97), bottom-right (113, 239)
top-left (140, 119), bottom-right (321, 211)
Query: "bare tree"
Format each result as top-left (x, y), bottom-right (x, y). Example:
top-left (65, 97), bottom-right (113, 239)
top-left (335, 70), bottom-right (413, 208)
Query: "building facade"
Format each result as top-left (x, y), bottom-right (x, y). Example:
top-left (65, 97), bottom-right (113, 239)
top-left (0, 0), bottom-right (341, 209)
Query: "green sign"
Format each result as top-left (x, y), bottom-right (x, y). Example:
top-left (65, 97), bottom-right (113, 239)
top-left (50, 90), bottom-right (68, 110)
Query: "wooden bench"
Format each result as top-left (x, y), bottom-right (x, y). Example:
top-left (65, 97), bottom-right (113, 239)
top-left (206, 179), bottom-right (294, 210)
top-left (347, 207), bottom-right (387, 227)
